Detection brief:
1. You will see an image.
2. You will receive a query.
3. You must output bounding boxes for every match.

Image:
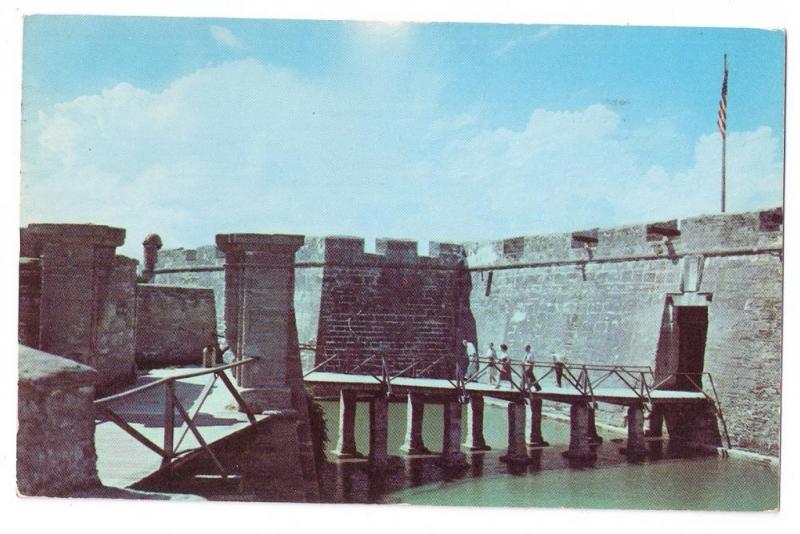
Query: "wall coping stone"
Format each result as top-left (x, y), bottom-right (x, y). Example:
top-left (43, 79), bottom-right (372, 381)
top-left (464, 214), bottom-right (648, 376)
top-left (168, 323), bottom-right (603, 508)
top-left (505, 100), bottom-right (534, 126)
top-left (18, 345), bottom-right (97, 389)
top-left (22, 223), bottom-right (126, 248)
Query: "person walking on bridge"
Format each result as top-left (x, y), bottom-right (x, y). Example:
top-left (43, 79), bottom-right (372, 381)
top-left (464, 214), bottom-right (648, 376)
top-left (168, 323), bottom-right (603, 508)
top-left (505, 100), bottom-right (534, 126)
top-left (487, 342), bottom-right (499, 386)
top-left (522, 344), bottom-right (542, 392)
top-left (463, 339), bottom-right (478, 381)
top-left (552, 352), bottom-right (565, 388)
top-left (498, 344), bottom-right (513, 389)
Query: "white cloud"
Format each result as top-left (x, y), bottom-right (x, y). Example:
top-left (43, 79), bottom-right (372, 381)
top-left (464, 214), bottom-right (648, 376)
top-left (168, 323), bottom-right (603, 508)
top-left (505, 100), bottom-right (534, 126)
top-left (209, 25), bottom-right (243, 50)
top-left (21, 59), bottom-right (783, 258)
top-left (419, 106), bottom-right (782, 238)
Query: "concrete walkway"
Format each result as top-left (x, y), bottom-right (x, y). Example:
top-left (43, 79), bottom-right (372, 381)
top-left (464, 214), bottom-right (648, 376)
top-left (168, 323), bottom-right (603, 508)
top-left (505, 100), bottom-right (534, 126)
top-left (94, 367), bottom-right (261, 489)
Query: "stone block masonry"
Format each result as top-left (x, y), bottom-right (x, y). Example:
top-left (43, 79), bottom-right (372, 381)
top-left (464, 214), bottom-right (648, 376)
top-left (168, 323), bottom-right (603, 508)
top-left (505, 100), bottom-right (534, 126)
top-left (18, 345), bottom-right (100, 496)
top-left (465, 208), bottom-right (782, 455)
top-left (19, 224), bottom-right (138, 393)
top-left (146, 207), bottom-right (782, 455)
top-left (134, 284), bottom-right (217, 367)
top-left (18, 258), bottom-right (41, 348)
top-left (308, 237), bottom-right (468, 378)
top-left (150, 245), bottom-right (227, 334)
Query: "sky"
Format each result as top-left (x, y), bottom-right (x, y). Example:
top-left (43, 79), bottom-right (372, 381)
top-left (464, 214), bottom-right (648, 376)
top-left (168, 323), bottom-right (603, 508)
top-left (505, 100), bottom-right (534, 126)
top-left (19, 16), bottom-right (785, 257)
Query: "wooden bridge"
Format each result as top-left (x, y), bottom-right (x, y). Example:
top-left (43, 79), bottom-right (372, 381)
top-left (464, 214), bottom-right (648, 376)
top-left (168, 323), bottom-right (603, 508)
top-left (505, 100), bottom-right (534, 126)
top-left (304, 355), bottom-right (729, 467)
top-left (93, 359), bottom-right (260, 489)
top-left (94, 353), bottom-right (729, 488)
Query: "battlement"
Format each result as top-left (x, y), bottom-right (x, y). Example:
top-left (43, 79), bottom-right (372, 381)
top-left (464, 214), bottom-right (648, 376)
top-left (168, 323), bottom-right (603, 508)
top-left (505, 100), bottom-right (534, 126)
top-left (463, 207), bottom-right (783, 268)
top-left (310, 236), bottom-right (466, 268)
top-left (150, 207), bottom-right (781, 272)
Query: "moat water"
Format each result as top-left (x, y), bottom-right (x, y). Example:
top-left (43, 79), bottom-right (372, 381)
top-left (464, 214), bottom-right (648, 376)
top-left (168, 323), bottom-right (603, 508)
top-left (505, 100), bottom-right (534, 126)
top-left (315, 400), bottom-right (779, 511)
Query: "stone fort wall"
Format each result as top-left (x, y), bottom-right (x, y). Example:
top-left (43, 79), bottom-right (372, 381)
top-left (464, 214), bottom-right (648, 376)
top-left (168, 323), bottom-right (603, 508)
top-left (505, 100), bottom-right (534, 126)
top-left (149, 207), bottom-right (782, 455)
top-left (18, 346), bottom-right (100, 496)
top-left (134, 284), bottom-right (217, 367)
top-left (463, 209), bottom-right (782, 455)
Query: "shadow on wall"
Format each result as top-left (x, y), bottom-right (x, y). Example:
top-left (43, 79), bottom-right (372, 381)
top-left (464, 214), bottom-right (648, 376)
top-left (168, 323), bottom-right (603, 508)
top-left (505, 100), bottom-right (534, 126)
top-left (456, 265), bottom-right (477, 376)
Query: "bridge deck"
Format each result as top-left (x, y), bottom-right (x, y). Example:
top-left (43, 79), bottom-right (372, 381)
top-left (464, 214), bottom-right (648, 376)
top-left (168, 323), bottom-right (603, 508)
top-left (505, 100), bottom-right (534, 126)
top-left (94, 367), bottom-right (263, 489)
top-left (304, 371), bottom-right (709, 405)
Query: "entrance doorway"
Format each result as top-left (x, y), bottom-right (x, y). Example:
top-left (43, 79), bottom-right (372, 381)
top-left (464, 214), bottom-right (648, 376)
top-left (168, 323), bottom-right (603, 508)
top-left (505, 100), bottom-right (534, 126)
top-left (675, 306), bottom-right (708, 390)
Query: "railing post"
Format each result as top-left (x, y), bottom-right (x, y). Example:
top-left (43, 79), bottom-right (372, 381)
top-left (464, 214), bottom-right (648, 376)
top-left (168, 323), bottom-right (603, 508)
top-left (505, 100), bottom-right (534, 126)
top-left (163, 379), bottom-right (175, 466)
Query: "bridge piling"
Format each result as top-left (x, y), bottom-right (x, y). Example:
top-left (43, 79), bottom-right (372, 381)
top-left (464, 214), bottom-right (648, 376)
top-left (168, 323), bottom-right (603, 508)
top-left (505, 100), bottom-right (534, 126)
top-left (587, 407), bottom-right (603, 444)
top-left (439, 398), bottom-right (468, 468)
top-left (368, 395), bottom-right (402, 470)
top-left (621, 404), bottom-right (648, 459)
top-left (464, 395), bottom-right (491, 451)
top-left (500, 401), bottom-right (531, 464)
top-left (400, 393), bottom-right (430, 455)
top-left (646, 405), bottom-right (665, 437)
top-left (563, 402), bottom-right (597, 461)
top-left (333, 390), bottom-right (361, 458)
top-left (368, 395), bottom-right (389, 467)
top-left (526, 396), bottom-right (549, 447)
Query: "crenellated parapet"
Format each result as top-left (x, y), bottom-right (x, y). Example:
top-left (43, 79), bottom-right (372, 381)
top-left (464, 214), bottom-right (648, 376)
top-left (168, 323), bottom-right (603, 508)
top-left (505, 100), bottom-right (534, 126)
top-left (463, 208), bottom-right (782, 269)
top-left (297, 236), bottom-right (466, 269)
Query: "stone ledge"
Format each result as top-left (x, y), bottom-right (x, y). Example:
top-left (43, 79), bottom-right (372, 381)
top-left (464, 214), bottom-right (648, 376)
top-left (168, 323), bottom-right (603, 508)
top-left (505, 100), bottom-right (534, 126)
top-left (22, 223), bottom-right (126, 248)
top-left (18, 345), bottom-right (98, 389)
top-left (136, 283), bottom-right (216, 295)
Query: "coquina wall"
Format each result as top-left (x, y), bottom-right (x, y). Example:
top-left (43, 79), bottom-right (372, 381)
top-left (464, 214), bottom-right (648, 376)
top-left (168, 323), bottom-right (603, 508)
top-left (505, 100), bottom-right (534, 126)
top-left (464, 209), bottom-right (782, 455)
top-left (18, 345), bottom-right (100, 496)
top-left (134, 284), bottom-right (217, 367)
top-left (19, 224), bottom-right (138, 393)
top-left (146, 207), bottom-right (782, 455)
top-left (296, 237), bottom-right (468, 376)
top-left (150, 245), bottom-right (226, 332)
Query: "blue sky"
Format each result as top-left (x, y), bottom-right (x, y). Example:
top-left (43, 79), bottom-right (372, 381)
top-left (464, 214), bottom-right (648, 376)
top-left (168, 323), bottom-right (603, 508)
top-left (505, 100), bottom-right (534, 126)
top-left (20, 16), bottom-right (785, 257)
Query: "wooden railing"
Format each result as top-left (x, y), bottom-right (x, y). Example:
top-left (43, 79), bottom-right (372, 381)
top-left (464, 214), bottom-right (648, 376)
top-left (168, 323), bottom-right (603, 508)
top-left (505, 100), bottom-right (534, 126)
top-left (305, 352), bottom-right (731, 448)
top-left (94, 358), bottom-right (257, 477)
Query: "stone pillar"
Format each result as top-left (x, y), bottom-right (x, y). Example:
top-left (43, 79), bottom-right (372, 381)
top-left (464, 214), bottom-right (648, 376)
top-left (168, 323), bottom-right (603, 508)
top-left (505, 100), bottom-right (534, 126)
top-left (587, 406), bottom-right (603, 443)
top-left (526, 396), bottom-right (549, 447)
top-left (646, 404), bottom-right (665, 437)
top-left (21, 224), bottom-right (134, 391)
top-left (501, 401), bottom-right (530, 464)
top-left (622, 404), bottom-right (648, 459)
top-left (215, 233), bottom-right (319, 501)
top-left (463, 395), bottom-right (491, 451)
top-left (563, 402), bottom-right (596, 460)
top-left (440, 398), bottom-right (468, 468)
top-left (664, 401), bottom-right (723, 449)
top-left (400, 393), bottom-right (429, 455)
top-left (333, 390), bottom-right (361, 458)
top-left (369, 395), bottom-right (391, 468)
top-left (215, 234), bottom-right (306, 408)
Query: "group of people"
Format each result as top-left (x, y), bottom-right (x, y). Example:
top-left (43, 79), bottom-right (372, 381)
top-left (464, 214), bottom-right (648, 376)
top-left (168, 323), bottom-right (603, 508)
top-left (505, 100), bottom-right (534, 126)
top-left (462, 340), bottom-right (565, 390)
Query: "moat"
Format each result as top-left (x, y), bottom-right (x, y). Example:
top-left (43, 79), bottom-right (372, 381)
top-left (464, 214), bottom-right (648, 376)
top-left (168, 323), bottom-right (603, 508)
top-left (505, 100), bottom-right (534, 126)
top-left (315, 401), bottom-right (778, 510)
top-left (156, 398), bottom-right (777, 510)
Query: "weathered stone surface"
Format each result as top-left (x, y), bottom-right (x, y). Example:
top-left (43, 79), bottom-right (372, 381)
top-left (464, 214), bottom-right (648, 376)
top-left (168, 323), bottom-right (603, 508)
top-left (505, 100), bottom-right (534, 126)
top-left (148, 208), bottom-right (782, 455)
top-left (18, 258), bottom-right (41, 348)
top-left (17, 346), bottom-right (100, 496)
top-left (215, 233), bottom-right (319, 501)
top-left (134, 284), bottom-right (217, 366)
top-left (19, 224), bottom-right (137, 393)
top-left (465, 209), bottom-right (782, 455)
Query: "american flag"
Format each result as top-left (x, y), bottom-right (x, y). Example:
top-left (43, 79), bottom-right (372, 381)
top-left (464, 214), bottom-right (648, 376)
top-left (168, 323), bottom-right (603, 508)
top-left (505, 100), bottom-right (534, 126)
top-left (717, 64), bottom-right (728, 137)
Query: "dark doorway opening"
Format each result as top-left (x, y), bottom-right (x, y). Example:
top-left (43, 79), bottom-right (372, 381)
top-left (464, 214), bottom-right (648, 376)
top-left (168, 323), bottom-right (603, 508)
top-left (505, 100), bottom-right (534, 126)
top-left (675, 306), bottom-right (708, 390)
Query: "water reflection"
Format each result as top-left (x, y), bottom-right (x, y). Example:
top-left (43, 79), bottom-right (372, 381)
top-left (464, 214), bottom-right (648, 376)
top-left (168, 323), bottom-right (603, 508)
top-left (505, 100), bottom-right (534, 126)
top-left (136, 398), bottom-right (778, 510)
top-left (315, 400), bottom-right (730, 505)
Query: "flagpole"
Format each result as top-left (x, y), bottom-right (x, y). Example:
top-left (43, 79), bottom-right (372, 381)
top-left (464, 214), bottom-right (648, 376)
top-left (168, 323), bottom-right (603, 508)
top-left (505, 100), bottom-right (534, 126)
top-left (721, 54), bottom-right (727, 213)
